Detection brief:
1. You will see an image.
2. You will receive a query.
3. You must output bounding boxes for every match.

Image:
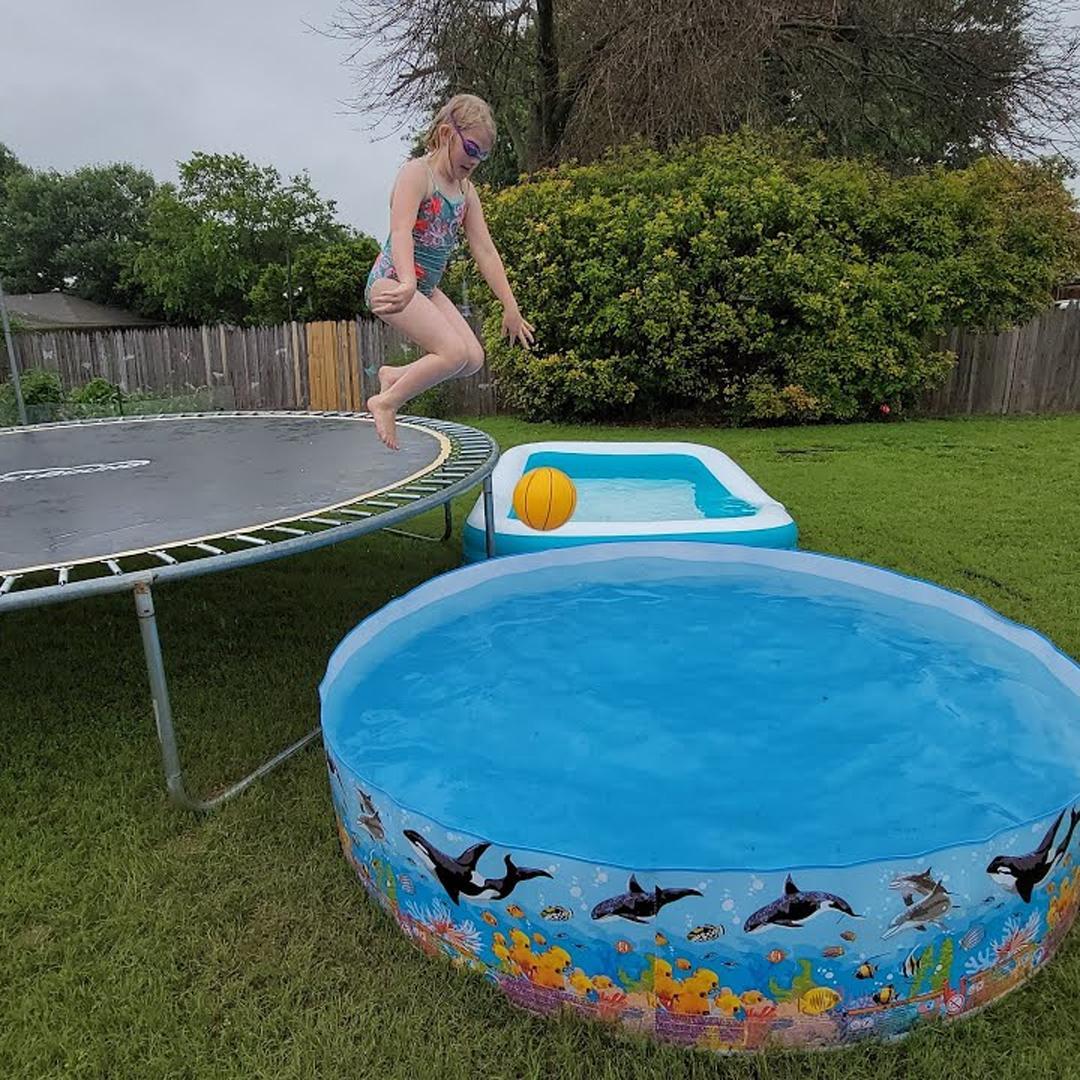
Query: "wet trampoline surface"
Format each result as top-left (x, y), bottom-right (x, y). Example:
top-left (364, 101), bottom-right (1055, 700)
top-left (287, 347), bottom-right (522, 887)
top-left (0, 414), bottom-right (446, 573)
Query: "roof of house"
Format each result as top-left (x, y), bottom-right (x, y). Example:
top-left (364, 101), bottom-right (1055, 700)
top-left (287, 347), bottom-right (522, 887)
top-left (3, 292), bottom-right (159, 331)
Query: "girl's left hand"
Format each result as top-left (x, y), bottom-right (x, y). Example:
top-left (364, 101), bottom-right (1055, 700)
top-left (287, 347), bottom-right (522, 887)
top-left (502, 304), bottom-right (535, 349)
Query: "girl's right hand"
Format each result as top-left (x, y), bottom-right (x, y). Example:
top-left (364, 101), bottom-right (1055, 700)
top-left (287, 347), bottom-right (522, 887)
top-left (372, 281), bottom-right (416, 315)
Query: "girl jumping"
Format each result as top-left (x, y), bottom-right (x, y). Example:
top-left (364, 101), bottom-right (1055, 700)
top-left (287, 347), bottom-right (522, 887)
top-left (364, 94), bottom-right (534, 449)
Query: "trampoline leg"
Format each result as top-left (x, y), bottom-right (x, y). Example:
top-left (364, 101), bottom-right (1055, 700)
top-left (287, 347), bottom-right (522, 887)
top-left (133, 580), bottom-right (319, 813)
top-left (384, 501), bottom-right (453, 544)
top-left (483, 475), bottom-right (496, 558)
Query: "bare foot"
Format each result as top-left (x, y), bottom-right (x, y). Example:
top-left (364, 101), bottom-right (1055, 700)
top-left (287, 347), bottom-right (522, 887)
top-left (367, 393), bottom-right (399, 450)
top-left (378, 365), bottom-right (404, 393)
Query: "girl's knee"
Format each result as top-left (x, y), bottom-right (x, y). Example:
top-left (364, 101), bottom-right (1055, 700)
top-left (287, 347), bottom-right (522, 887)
top-left (455, 336), bottom-right (484, 376)
top-left (436, 341), bottom-right (471, 374)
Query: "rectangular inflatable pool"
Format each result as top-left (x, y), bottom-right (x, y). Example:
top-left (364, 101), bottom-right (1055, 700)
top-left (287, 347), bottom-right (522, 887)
top-left (463, 441), bottom-right (797, 560)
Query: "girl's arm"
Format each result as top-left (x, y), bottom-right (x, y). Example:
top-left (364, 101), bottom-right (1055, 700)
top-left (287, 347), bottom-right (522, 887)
top-left (463, 184), bottom-right (534, 347)
top-left (462, 184), bottom-right (514, 308)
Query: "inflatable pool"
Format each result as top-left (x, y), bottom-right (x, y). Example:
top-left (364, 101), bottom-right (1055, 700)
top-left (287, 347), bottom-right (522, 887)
top-left (321, 543), bottom-right (1080, 1052)
top-left (462, 442), bottom-right (796, 561)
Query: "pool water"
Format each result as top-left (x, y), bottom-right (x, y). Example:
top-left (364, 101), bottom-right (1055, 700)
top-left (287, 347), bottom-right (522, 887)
top-left (323, 557), bottom-right (1080, 870)
top-left (513, 452), bottom-right (757, 522)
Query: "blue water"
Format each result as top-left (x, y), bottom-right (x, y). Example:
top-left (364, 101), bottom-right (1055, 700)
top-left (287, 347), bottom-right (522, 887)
top-left (518, 452), bottom-right (757, 521)
top-left (324, 560), bottom-right (1080, 869)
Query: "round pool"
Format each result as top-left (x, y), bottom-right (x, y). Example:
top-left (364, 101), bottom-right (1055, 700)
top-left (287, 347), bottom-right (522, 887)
top-left (320, 543), bottom-right (1080, 1051)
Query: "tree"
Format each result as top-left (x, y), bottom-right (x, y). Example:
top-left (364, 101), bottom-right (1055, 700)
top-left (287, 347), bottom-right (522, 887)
top-left (332, 0), bottom-right (545, 171)
top-left (332, 0), bottom-right (1080, 172)
top-left (0, 143), bottom-right (29, 188)
top-left (248, 236), bottom-right (382, 324)
top-left (0, 160), bottom-right (156, 305)
top-left (133, 152), bottom-right (345, 324)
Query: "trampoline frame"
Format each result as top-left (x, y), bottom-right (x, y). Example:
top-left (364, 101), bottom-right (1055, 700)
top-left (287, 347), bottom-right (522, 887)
top-left (1, 410), bottom-right (498, 812)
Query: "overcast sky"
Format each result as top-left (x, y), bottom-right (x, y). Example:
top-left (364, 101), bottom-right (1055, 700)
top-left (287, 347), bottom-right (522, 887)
top-left (4, 1), bottom-right (1079, 238)
top-left (1, 0), bottom-right (410, 240)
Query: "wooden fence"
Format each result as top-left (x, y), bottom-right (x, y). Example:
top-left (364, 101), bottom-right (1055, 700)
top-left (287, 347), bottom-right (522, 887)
top-left (5, 304), bottom-right (1080, 418)
top-left (12, 323), bottom-right (308, 411)
top-left (6, 316), bottom-right (498, 416)
top-left (922, 303), bottom-right (1080, 416)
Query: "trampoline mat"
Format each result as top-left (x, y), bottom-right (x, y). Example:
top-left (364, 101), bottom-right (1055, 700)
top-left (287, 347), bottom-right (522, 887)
top-left (0, 414), bottom-right (449, 575)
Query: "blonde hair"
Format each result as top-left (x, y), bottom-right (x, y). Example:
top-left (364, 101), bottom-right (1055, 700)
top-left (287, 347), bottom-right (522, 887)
top-left (424, 94), bottom-right (496, 153)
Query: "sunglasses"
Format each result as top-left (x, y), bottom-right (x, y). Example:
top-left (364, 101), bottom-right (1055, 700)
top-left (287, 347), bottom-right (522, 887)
top-left (450, 118), bottom-right (491, 162)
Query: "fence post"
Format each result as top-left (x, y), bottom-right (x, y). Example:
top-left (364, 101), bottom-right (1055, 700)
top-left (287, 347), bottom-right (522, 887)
top-left (289, 321), bottom-right (302, 408)
top-left (200, 325), bottom-right (212, 390)
top-left (0, 276), bottom-right (27, 424)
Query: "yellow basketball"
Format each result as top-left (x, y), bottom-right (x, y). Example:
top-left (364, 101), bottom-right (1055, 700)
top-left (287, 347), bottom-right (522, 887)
top-left (513, 467), bottom-right (577, 531)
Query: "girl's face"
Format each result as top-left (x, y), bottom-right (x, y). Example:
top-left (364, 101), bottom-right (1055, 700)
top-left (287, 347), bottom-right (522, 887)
top-left (441, 120), bottom-right (492, 181)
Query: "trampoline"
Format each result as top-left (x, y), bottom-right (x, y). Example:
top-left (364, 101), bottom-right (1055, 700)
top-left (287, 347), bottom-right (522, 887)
top-left (0, 410), bottom-right (498, 811)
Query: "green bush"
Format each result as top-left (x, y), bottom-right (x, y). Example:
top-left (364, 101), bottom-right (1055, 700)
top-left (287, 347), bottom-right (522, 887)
top-left (478, 133), bottom-right (1080, 422)
top-left (0, 367), bottom-right (65, 424)
top-left (1, 367), bottom-right (63, 407)
top-left (70, 377), bottom-right (124, 406)
top-left (0, 368), bottom-right (216, 425)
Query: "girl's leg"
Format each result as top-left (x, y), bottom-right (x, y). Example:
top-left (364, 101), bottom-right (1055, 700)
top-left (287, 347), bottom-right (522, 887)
top-left (366, 280), bottom-right (470, 449)
top-left (427, 289), bottom-right (485, 377)
top-left (377, 288), bottom-right (484, 392)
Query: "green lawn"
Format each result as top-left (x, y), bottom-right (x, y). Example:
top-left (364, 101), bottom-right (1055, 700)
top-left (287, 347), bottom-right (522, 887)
top-left (3, 414), bottom-right (1079, 1080)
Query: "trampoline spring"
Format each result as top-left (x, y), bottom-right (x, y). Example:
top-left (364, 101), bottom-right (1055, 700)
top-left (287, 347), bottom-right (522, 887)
top-left (303, 516), bottom-right (346, 527)
top-left (337, 509), bottom-right (373, 519)
top-left (58, 567), bottom-right (70, 586)
top-left (230, 534), bottom-right (270, 547)
top-left (361, 500), bottom-right (399, 509)
top-left (106, 560), bottom-right (124, 575)
top-left (1, 575), bottom-right (20, 595)
top-left (192, 543), bottom-right (225, 556)
top-left (263, 526), bottom-right (307, 537)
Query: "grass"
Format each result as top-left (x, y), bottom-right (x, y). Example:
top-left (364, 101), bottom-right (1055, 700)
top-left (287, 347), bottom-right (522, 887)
top-left (3, 413), bottom-right (1080, 1080)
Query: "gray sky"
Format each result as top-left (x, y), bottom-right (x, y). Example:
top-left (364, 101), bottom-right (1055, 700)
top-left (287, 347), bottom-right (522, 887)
top-left (1, 0), bottom-right (408, 240)
top-left (4, 1), bottom-right (1078, 232)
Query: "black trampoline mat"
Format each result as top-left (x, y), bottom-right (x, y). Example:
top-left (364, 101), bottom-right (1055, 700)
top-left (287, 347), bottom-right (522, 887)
top-left (0, 415), bottom-right (449, 574)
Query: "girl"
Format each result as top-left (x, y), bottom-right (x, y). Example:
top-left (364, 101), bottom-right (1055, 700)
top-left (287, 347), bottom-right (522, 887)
top-left (364, 94), bottom-right (534, 449)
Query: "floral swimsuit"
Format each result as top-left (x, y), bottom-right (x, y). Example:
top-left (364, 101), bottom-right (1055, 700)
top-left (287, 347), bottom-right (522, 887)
top-left (365, 161), bottom-right (468, 303)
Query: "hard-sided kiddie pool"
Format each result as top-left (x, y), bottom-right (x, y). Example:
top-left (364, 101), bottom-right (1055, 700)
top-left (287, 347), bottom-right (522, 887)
top-left (463, 441), bottom-right (796, 560)
top-left (321, 543), bottom-right (1080, 1052)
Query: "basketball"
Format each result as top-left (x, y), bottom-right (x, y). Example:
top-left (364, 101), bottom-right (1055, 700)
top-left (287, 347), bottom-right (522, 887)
top-left (512, 467), bottom-right (577, 531)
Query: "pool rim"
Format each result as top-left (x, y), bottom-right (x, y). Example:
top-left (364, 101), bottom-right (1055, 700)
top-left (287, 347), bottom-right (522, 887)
top-left (463, 441), bottom-right (796, 549)
top-left (320, 540), bottom-right (1080, 875)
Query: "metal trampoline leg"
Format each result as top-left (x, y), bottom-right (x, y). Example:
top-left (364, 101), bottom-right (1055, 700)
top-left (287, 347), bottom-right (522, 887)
top-left (133, 580), bottom-right (319, 813)
top-left (384, 501), bottom-right (453, 544)
top-left (483, 475), bottom-right (496, 558)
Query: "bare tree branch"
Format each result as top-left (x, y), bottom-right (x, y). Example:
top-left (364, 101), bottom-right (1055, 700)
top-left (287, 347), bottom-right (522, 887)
top-left (325, 0), bottom-right (1080, 171)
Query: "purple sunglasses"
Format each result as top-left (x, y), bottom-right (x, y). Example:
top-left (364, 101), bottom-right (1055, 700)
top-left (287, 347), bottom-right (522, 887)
top-left (450, 118), bottom-right (491, 162)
